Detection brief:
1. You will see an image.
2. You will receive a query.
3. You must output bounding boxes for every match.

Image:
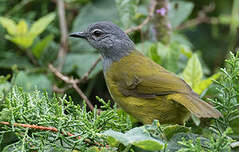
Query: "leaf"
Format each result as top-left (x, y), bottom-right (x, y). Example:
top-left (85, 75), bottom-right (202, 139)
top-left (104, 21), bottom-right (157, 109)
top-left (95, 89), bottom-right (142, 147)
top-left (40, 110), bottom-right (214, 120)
top-left (182, 54), bottom-right (203, 89)
top-left (62, 53), bottom-right (102, 79)
top-left (16, 20), bottom-right (28, 35)
top-left (147, 43), bottom-right (161, 64)
top-left (168, 1), bottom-right (194, 28)
top-left (6, 34), bottom-right (34, 49)
top-left (0, 17), bottom-right (16, 35)
top-left (29, 12), bottom-right (55, 39)
top-left (162, 124), bottom-right (190, 140)
top-left (103, 127), bottom-right (164, 151)
top-left (32, 34), bottom-right (54, 58)
top-left (14, 71), bottom-right (52, 93)
top-left (115, 0), bottom-right (139, 29)
top-left (71, 0), bottom-right (118, 53)
top-left (179, 44), bottom-right (192, 58)
top-left (0, 52), bottom-right (33, 69)
top-left (194, 73), bottom-right (221, 94)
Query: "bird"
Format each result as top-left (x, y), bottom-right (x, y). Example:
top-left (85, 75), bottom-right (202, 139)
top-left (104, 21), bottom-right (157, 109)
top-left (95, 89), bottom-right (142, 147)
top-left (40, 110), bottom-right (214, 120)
top-left (69, 21), bottom-right (221, 125)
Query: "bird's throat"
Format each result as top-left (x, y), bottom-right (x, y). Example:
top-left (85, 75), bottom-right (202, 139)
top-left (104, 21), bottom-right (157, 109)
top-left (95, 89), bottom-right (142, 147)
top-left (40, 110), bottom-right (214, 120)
top-left (102, 48), bottom-right (134, 72)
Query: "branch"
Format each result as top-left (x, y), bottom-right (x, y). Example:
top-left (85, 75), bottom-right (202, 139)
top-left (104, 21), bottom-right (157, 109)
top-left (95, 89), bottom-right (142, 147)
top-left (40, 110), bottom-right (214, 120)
top-left (177, 4), bottom-right (215, 30)
top-left (56, 0), bottom-right (69, 71)
top-left (125, 0), bottom-right (157, 34)
top-left (78, 56), bottom-right (102, 83)
top-left (48, 64), bottom-right (96, 112)
top-left (0, 121), bottom-right (105, 147)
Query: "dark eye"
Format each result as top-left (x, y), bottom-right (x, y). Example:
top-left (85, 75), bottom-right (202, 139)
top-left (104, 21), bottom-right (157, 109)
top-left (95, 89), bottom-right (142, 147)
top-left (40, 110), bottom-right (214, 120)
top-left (92, 29), bottom-right (103, 37)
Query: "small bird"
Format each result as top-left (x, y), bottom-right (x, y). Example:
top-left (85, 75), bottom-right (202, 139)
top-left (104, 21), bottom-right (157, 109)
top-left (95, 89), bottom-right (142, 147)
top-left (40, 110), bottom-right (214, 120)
top-left (70, 21), bottom-right (221, 124)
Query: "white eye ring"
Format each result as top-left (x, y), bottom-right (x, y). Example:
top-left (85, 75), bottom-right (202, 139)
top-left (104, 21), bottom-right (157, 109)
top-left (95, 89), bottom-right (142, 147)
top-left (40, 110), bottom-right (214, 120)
top-left (92, 29), bottom-right (103, 37)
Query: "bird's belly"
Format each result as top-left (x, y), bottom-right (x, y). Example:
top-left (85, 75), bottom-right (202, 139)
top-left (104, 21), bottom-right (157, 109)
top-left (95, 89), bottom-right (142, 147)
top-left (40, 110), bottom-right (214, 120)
top-left (107, 84), bottom-right (190, 124)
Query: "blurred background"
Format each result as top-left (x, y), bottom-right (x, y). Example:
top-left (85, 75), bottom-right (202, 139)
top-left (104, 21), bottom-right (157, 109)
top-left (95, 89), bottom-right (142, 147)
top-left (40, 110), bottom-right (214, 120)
top-left (0, 0), bottom-right (238, 107)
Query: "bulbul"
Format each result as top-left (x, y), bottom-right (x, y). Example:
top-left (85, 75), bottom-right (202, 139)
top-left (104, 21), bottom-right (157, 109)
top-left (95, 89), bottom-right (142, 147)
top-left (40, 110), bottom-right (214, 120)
top-left (70, 21), bottom-right (221, 124)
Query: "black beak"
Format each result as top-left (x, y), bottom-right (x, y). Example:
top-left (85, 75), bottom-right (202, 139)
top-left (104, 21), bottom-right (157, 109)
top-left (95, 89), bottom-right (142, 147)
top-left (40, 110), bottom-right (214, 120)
top-left (69, 32), bottom-right (87, 39)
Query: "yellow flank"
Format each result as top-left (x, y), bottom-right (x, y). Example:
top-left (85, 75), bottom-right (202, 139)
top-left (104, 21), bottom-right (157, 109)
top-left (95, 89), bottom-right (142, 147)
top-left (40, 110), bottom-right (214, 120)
top-left (105, 50), bottom-right (221, 124)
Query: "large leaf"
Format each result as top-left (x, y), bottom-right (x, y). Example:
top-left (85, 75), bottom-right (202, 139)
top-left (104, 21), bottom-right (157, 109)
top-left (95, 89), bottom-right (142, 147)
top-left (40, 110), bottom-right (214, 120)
top-left (182, 54), bottom-right (203, 89)
top-left (32, 34), bottom-right (54, 58)
top-left (71, 0), bottom-right (119, 53)
top-left (103, 127), bottom-right (164, 151)
top-left (62, 53), bottom-right (102, 79)
top-left (0, 17), bottom-right (16, 35)
top-left (115, 0), bottom-right (139, 29)
top-left (0, 51), bottom-right (33, 69)
top-left (168, 1), bottom-right (194, 28)
top-left (14, 71), bottom-right (52, 93)
top-left (29, 12), bottom-right (55, 39)
top-left (194, 73), bottom-right (221, 94)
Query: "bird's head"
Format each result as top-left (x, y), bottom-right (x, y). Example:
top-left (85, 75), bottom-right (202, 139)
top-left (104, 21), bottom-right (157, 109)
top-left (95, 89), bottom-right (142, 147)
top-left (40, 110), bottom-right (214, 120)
top-left (69, 21), bottom-right (135, 60)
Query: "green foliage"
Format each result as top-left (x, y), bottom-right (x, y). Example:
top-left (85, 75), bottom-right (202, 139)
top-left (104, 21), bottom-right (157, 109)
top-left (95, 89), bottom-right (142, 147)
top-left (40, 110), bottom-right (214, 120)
top-left (182, 54), bottom-right (221, 94)
top-left (32, 34), bottom-right (54, 58)
top-left (0, 87), bottom-right (131, 151)
top-left (0, 75), bottom-right (11, 100)
top-left (0, 0), bottom-right (239, 151)
top-left (178, 128), bottom-right (233, 152)
top-left (62, 53), bottom-right (102, 79)
top-left (209, 52), bottom-right (239, 133)
top-left (168, 1), bottom-right (194, 28)
top-left (115, 0), bottom-right (139, 29)
top-left (0, 13), bottom-right (55, 49)
top-left (14, 71), bottom-right (52, 93)
top-left (103, 126), bottom-right (164, 151)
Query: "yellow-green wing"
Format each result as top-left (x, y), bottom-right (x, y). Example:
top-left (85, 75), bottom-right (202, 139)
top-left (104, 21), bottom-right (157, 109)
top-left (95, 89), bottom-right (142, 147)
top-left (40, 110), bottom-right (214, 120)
top-left (111, 51), bottom-right (193, 97)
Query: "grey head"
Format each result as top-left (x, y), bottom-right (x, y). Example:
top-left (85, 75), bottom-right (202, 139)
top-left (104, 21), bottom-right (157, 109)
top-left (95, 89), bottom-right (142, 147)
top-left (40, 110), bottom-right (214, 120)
top-left (69, 21), bottom-right (135, 70)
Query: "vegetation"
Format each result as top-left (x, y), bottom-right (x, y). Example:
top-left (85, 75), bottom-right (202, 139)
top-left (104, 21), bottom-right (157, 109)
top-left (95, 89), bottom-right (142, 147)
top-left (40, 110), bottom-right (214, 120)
top-left (0, 0), bottom-right (238, 151)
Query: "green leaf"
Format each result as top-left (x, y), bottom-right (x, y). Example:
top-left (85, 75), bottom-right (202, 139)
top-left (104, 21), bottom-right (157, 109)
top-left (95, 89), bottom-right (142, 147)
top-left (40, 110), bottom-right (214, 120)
top-left (15, 71), bottom-right (52, 93)
top-left (29, 12), bottom-right (55, 39)
top-left (194, 73), bottom-right (221, 94)
top-left (103, 127), bottom-right (164, 151)
top-left (162, 124), bottom-right (190, 140)
top-left (62, 53), bottom-right (102, 79)
top-left (0, 52), bottom-right (33, 69)
top-left (182, 54), bottom-right (203, 89)
top-left (179, 44), bottom-right (192, 58)
top-left (147, 43), bottom-right (161, 64)
top-left (32, 34), bottom-right (54, 58)
top-left (168, 1), bottom-right (194, 28)
top-left (6, 34), bottom-right (34, 49)
top-left (16, 20), bottom-right (28, 35)
top-left (0, 17), bottom-right (16, 35)
top-left (115, 0), bottom-right (139, 29)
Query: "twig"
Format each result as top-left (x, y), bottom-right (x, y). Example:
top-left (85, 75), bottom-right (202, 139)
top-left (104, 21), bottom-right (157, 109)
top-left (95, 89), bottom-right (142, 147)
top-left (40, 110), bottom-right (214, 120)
top-left (177, 4), bottom-right (215, 30)
top-left (0, 121), bottom-right (104, 147)
top-left (125, 0), bottom-right (157, 34)
top-left (56, 0), bottom-right (68, 71)
top-left (48, 64), bottom-right (95, 112)
top-left (78, 56), bottom-right (102, 83)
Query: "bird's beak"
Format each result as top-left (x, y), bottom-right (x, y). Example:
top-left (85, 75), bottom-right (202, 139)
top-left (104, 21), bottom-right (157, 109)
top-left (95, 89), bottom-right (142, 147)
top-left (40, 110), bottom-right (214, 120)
top-left (69, 32), bottom-right (87, 39)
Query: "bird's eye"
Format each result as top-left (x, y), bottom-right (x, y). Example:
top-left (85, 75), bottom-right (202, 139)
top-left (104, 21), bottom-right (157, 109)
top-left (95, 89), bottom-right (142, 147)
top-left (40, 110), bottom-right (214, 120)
top-left (92, 29), bottom-right (103, 37)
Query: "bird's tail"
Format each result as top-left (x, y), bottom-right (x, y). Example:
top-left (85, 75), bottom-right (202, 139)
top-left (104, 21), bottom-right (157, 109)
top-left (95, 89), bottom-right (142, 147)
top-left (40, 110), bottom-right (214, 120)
top-left (167, 93), bottom-right (221, 118)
